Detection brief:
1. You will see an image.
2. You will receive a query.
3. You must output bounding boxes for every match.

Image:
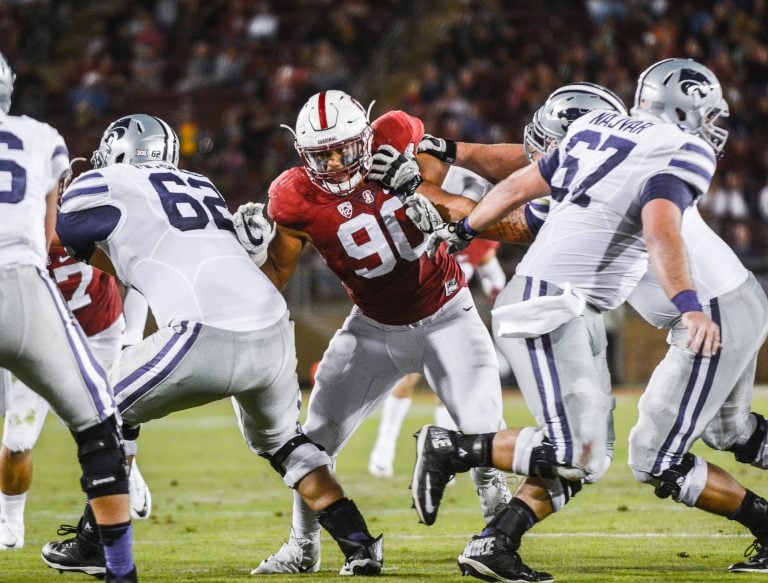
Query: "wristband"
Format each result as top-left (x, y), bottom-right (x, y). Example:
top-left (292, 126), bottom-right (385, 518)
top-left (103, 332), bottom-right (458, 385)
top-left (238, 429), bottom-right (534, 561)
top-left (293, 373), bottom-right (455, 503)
top-left (455, 217), bottom-right (479, 240)
top-left (444, 139), bottom-right (457, 164)
top-left (671, 289), bottom-right (702, 314)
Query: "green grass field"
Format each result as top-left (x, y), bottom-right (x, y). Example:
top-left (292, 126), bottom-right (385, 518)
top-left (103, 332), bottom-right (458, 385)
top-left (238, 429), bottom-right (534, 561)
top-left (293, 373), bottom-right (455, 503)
top-left (1, 387), bottom-right (767, 582)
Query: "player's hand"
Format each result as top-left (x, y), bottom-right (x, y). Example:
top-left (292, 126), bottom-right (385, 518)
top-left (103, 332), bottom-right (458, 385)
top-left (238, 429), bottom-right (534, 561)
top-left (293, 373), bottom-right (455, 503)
top-left (425, 220), bottom-right (473, 259)
top-left (405, 194), bottom-right (443, 234)
top-left (369, 144), bottom-right (422, 200)
top-left (681, 311), bottom-right (722, 357)
top-left (233, 202), bottom-right (273, 267)
top-left (417, 134), bottom-right (457, 164)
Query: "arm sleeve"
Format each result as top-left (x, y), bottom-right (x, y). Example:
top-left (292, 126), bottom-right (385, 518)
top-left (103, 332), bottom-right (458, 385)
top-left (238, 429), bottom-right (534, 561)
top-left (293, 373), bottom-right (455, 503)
top-left (537, 150), bottom-right (560, 185)
top-left (639, 173), bottom-right (695, 213)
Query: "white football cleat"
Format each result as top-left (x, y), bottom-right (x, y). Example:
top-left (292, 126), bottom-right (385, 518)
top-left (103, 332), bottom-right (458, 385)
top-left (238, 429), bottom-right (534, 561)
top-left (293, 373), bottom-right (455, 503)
top-left (129, 461), bottom-right (152, 520)
top-left (368, 441), bottom-right (395, 478)
top-left (251, 531), bottom-right (320, 574)
top-left (0, 518), bottom-right (24, 549)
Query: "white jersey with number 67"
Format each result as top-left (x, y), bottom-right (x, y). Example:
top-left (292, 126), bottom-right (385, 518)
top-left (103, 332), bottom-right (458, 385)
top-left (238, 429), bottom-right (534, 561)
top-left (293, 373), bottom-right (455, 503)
top-left (519, 109), bottom-right (717, 311)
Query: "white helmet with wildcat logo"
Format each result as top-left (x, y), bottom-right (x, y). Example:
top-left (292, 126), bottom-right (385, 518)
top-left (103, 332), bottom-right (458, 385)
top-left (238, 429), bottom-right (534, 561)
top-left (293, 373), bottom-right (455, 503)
top-left (0, 52), bottom-right (15, 114)
top-left (524, 82), bottom-right (627, 161)
top-left (285, 90), bottom-right (374, 195)
top-left (632, 58), bottom-right (729, 156)
top-left (91, 114), bottom-right (180, 168)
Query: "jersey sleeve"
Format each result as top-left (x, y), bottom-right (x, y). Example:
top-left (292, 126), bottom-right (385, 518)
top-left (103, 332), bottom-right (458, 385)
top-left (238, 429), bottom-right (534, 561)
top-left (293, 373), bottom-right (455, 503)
top-left (524, 197), bottom-right (551, 236)
top-left (60, 170), bottom-right (114, 211)
top-left (268, 168), bottom-right (312, 229)
top-left (371, 110), bottom-right (425, 152)
top-left (50, 131), bottom-right (70, 187)
top-left (648, 131), bottom-right (716, 198)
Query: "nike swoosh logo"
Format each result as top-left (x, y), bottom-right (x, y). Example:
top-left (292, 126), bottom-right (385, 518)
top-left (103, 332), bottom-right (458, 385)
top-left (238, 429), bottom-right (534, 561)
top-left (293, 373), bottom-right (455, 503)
top-left (246, 230), bottom-right (264, 246)
top-left (44, 548), bottom-right (69, 557)
top-left (462, 307), bottom-right (472, 312)
top-left (132, 500), bottom-right (149, 518)
top-left (423, 473), bottom-right (435, 514)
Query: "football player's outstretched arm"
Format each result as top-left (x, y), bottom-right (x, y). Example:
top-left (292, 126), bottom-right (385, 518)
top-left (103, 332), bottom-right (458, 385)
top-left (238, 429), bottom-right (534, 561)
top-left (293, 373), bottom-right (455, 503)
top-left (416, 154), bottom-right (535, 245)
top-left (261, 224), bottom-right (308, 292)
top-left (642, 198), bottom-right (720, 357)
top-left (454, 143), bottom-right (529, 182)
top-left (465, 162), bottom-right (550, 233)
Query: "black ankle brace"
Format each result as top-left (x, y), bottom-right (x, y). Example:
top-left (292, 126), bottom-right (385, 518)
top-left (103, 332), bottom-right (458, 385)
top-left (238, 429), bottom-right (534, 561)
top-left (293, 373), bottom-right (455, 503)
top-left (455, 432), bottom-right (494, 469)
top-left (318, 498), bottom-right (373, 541)
top-left (485, 498), bottom-right (538, 548)
top-left (729, 413), bottom-right (766, 464)
top-left (729, 490), bottom-right (768, 540)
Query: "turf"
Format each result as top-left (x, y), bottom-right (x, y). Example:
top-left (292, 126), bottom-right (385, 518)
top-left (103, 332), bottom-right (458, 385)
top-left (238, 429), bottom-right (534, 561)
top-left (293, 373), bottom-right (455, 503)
top-left (1, 387), bottom-right (767, 582)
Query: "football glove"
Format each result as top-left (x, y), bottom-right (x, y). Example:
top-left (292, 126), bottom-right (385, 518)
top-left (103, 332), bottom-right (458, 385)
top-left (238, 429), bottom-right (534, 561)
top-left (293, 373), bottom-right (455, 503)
top-left (417, 134), bottom-right (457, 164)
top-left (233, 202), bottom-right (273, 267)
top-left (405, 193), bottom-right (443, 234)
top-left (425, 217), bottom-right (477, 259)
top-left (369, 144), bottom-right (422, 200)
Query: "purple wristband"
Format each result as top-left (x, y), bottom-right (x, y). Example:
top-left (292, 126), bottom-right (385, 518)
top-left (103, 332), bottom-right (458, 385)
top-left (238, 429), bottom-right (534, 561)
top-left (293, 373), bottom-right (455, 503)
top-left (671, 289), bottom-right (703, 314)
top-left (460, 217), bottom-right (479, 237)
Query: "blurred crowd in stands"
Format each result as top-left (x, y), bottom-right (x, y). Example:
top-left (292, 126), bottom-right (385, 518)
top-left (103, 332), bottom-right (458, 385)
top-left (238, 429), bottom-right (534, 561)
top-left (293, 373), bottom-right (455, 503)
top-left (4, 0), bottom-right (767, 278)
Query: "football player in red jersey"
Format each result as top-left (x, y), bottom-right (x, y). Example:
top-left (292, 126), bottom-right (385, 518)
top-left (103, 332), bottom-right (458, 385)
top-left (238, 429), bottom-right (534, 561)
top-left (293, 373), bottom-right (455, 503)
top-left (0, 244), bottom-right (152, 552)
top-left (234, 90), bottom-right (512, 574)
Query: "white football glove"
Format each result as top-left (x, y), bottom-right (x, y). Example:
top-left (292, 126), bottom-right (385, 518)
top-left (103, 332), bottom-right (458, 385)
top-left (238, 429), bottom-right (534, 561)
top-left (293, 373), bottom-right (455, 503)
top-left (405, 193), bottom-right (443, 234)
top-left (233, 202), bottom-right (274, 267)
top-left (417, 134), bottom-right (457, 164)
top-left (368, 144), bottom-right (422, 200)
top-left (425, 219), bottom-right (475, 259)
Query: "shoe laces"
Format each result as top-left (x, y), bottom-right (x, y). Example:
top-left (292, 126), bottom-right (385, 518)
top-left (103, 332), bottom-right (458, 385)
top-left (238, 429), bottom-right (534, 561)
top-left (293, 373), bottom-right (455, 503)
top-left (56, 524), bottom-right (78, 537)
top-left (745, 539), bottom-right (768, 559)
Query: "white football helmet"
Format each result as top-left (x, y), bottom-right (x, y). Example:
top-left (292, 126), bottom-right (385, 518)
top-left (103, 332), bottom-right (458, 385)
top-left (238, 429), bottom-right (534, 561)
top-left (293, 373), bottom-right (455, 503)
top-left (632, 58), bottom-right (729, 156)
top-left (91, 114), bottom-right (180, 169)
top-left (524, 82), bottom-right (627, 161)
top-left (286, 90), bottom-right (374, 195)
top-left (0, 52), bottom-right (15, 114)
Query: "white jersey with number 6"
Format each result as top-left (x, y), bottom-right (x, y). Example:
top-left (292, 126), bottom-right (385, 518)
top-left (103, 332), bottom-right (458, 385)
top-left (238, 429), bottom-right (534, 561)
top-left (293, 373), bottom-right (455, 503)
top-left (59, 162), bottom-right (286, 331)
top-left (0, 114), bottom-right (69, 269)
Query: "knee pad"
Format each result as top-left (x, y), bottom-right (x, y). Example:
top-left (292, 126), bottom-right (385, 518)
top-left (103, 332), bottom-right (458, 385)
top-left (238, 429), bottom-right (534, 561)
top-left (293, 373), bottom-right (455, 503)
top-left (539, 474), bottom-right (584, 513)
top-left (260, 433), bottom-right (332, 488)
top-left (728, 413), bottom-right (768, 468)
top-left (511, 427), bottom-right (557, 478)
top-left (640, 453), bottom-right (708, 507)
top-left (73, 415), bottom-right (129, 499)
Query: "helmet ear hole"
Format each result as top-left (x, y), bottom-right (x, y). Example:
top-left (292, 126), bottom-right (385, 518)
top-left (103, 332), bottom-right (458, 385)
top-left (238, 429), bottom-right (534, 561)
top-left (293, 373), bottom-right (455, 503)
top-left (116, 153), bottom-right (125, 164)
top-left (675, 108), bottom-right (686, 122)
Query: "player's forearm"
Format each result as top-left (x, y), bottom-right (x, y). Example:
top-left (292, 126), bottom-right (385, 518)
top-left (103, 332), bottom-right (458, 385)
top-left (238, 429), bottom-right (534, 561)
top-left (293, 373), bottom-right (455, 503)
top-left (455, 143), bottom-right (528, 182)
top-left (645, 232), bottom-right (695, 300)
top-left (466, 164), bottom-right (547, 233)
top-left (481, 207), bottom-right (534, 244)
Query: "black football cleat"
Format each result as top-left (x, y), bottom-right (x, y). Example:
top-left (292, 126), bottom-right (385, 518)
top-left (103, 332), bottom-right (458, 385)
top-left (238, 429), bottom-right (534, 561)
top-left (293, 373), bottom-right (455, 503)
top-left (729, 539), bottom-right (768, 573)
top-left (337, 534), bottom-right (384, 576)
top-left (457, 532), bottom-right (554, 582)
top-left (411, 425), bottom-right (460, 525)
top-left (41, 503), bottom-right (105, 578)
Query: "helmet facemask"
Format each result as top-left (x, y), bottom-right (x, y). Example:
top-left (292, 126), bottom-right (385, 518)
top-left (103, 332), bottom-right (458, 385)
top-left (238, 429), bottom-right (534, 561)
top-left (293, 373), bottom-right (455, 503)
top-left (296, 126), bottom-right (373, 195)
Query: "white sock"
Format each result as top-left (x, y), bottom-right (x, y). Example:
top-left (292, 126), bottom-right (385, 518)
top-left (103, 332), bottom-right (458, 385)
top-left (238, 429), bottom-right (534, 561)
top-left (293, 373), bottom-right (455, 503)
top-left (378, 395), bottom-right (412, 438)
top-left (291, 491), bottom-right (320, 543)
top-left (0, 493), bottom-right (27, 527)
top-left (434, 404), bottom-right (457, 431)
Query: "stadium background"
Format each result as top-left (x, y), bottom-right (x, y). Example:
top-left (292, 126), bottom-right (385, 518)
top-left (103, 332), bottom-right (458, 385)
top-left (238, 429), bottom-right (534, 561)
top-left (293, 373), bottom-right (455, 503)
top-left (5, 0), bottom-right (767, 384)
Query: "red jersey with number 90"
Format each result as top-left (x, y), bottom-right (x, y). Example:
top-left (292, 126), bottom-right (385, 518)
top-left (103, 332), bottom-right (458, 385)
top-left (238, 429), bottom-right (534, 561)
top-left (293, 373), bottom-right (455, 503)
top-left (47, 246), bottom-right (123, 336)
top-left (269, 110), bottom-right (466, 325)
